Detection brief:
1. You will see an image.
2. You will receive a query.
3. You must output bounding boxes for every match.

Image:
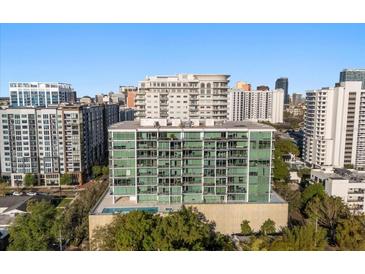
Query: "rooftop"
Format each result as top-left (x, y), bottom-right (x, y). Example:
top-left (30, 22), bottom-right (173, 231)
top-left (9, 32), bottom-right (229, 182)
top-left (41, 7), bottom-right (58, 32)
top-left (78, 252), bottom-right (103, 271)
top-left (0, 196), bottom-right (32, 214)
top-left (312, 168), bottom-right (365, 184)
top-left (109, 119), bottom-right (275, 131)
top-left (91, 190), bottom-right (287, 215)
top-left (141, 74), bottom-right (230, 82)
top-left (9, 82), bottom-right (72, 88)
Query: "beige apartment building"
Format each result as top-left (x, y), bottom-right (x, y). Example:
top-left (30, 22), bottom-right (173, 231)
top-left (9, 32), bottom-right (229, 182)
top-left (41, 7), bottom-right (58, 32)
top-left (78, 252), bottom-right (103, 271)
top-left (135, 74), bottom-right (230, 120)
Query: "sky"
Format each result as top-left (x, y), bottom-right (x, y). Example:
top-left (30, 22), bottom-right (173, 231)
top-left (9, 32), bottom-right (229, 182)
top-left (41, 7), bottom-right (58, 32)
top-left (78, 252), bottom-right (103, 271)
top-left (1, 23), bottom-right (365, 97)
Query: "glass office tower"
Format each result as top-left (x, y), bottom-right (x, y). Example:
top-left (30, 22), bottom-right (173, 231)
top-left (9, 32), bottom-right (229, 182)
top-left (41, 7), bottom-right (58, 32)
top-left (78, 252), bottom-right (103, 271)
top-left (275, 77), bottom-right (289, 105)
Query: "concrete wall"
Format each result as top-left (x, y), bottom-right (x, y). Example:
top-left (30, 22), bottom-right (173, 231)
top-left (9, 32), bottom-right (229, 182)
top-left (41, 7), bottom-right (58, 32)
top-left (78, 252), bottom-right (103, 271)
top-left (89, 202), bottom-right (288, 248)
top-left (89, 214), bottom-right (114, 242)
top-left (191, 203), bottom-right (288, 234)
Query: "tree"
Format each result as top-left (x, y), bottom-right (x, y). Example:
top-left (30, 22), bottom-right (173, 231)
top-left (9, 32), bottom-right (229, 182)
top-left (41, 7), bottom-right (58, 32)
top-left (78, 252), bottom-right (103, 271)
top-left (274, 181), bottom-right (301, 213)
top-left (335, 216), bottom-right (365, 250)
top-left (92, 206), bottom-right (235, 251)
top-left (298, 168), bottom-right (311, 178)
top-left (272, 137), bottom-right (299, 182)
top-left (260, 219), bottom-right (276, 235)
top-left (274, 181), bottom-right (304, 226)
top-left (93, 211), bottom-right (158, 251)
top-left (92, 166), bottom-right (102, 179)
top-left (242, 235), bottom-right (270, 251)
top-left (151, 206), bottom-right (234, 251)
top-left (275, 138), bottom-right (300, 157)
top-left (304, 195), bottom-right (349, 243)
top-left (0, 182), bottom-right (8, 196)
top-left (7, 201), bottom-right (58, 251)
top-left (270, 223), bottom-right (327, 251)
top-left (60, 173), bottom-right (72, 185)
top-left (273, 151), bottom-right (289, 181)
top-left (102, 166), bottom-right (109, 176)
top-left (301, 183), bottom-right (325, 208)
top-left (61, 181), bottom-right (108, 247)
top-left (240, 220), bottom-right (253, 236)
top-left (23, 173), bottom-right (36, 188)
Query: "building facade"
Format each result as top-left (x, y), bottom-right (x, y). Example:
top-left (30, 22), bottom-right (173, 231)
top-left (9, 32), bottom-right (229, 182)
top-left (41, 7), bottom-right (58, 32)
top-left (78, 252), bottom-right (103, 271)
top-left (135, 74), bottom-right (230, 120)
top-left (228, 88), bottom-right (284, 123)
top-left (311, 168), bottom-right (365, 214)
top-left (0, 103), bottom-right (119, 186)
top-left (119, 107), bottom-right (135, 122)
top-left (303, 75), bottom-right (365, 169)
top-left (275, 77), bottom-right (289, 105)
top-left (9, 82), bottom-right (76, 107)
top-left (120, 86), bottom-right (138, 109)
top-left (291, 93), bottom-right (304, 105)
top-left (108, 119), bottom-right (275, 205)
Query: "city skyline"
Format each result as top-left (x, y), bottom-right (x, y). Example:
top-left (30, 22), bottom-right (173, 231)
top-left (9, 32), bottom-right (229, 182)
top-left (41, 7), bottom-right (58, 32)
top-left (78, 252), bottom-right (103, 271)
top-left (1, 23), bottom-right (365, 97)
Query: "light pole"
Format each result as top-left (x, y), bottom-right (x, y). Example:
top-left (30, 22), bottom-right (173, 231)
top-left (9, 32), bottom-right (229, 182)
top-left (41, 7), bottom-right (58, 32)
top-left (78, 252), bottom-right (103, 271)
top-left (59, 227), bottom-right (62, 251)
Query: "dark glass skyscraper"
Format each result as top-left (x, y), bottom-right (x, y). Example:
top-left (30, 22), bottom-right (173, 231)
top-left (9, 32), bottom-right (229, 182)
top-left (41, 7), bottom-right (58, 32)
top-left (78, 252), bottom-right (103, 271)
top-left (340, 69), bottom-right (365, 88)
top-left (275, 77), bottom-right (289, 104)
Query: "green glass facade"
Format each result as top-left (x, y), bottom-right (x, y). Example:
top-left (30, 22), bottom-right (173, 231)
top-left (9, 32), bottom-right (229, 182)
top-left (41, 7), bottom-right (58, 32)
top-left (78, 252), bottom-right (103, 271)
top-left (109, 128), bottom-right (273, 204)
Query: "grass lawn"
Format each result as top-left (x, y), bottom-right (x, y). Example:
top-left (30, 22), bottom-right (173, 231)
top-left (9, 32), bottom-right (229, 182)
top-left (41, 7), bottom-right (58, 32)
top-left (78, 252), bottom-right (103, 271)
top-left (57, 197), bottom-right (73, 208)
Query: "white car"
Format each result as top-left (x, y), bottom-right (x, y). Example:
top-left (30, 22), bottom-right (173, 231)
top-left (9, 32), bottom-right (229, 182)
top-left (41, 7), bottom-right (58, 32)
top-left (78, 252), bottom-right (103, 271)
top-left (12, 191), bottom-right (24, 196)
top-left (26, 192), bottom-right (38, 196)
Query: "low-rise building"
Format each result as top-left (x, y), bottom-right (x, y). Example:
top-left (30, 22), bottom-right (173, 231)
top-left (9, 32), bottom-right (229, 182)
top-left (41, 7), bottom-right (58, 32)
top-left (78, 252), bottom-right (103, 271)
top-left (286, 104), bottom-right (305, 117)
top-left (311, 167), bottom-right (365, 214)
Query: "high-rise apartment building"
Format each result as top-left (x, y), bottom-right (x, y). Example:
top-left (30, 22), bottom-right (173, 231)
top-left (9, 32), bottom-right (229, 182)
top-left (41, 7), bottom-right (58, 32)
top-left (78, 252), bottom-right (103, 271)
top-left (88, 118), bottom-right (291, 238)
top-left (303, 70), bottom-right (365, 169)
top-left (135, 74), bottom-right (229, 120)
top-left (108, 118), bottom-right (274, 204)
top-left (275, 77), bottom-right (289, 105)
top-left (9, 82), bottom-right (76, 107)
top-left (228, 88), bottom-right (284, 123)
top-left (0, 103), bottom-right (119, 186)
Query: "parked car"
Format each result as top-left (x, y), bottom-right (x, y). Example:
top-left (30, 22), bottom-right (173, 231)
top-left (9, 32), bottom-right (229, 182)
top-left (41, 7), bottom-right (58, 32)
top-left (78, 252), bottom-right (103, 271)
top-left (26, 191), bottom-right (38, 196)
top-left (12, 191), bottom-right (24, 196)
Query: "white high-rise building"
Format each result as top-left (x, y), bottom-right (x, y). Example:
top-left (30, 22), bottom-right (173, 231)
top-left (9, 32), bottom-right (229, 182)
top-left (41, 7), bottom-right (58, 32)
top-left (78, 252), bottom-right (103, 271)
top-left (9, 82), bottom-right (76, 107)
top-left (227, 88), bottom-right (284, 123)
top-left (136, 74), bottom-right (230, 120)
top-left (303, 70), bottom-right (365, 169)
